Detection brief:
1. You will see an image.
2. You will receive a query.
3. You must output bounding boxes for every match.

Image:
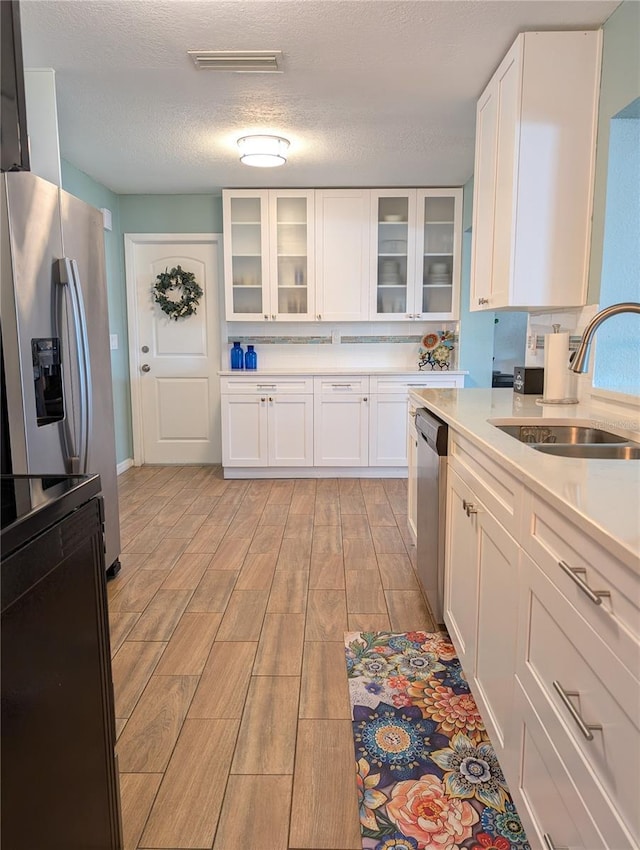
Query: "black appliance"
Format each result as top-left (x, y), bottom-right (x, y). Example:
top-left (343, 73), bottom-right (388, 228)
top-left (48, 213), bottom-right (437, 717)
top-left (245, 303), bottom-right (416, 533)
top-left (513, 366), bottom-right (545, 395)
top-left (1, 474), bottom-right (123, 850)
top-left (492, 370), bottom-right (514, 388)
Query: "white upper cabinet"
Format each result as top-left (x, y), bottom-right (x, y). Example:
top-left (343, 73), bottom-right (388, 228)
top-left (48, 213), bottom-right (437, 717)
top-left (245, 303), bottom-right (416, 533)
top-left (370, 190), bottom-right (418, 320)
top-left (224, 186), bottom-right (462, 321)
top-left (370, 189), bottom-right (462, 321)
top-left (314, 189), bottom-right (371, 321)
top-left (470, 31), bottom-right (602, 311)
top-left (223, 189), bottom-right (315, 321)
top-left (415, 189), bottom-right (463, 320)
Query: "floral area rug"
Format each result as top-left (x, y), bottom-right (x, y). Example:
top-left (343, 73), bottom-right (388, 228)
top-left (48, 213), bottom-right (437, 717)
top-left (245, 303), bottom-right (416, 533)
top-left (344, 630), bottom-right (530, 850)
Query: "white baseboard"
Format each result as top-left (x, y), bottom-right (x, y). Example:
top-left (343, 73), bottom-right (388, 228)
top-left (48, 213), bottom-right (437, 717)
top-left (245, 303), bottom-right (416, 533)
top-left (116, 458), bottom-right (135, 475)
top-left (222, 466), bottom-right (408, 479)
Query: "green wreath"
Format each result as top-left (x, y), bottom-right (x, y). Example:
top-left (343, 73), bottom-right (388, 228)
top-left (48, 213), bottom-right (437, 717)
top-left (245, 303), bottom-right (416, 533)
top-left (152, 266), bottom-right (203, 321)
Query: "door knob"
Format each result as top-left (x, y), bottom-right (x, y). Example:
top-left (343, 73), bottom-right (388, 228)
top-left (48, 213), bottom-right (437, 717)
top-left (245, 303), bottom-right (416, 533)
top-left (141, 364), bottom-right (151, 373)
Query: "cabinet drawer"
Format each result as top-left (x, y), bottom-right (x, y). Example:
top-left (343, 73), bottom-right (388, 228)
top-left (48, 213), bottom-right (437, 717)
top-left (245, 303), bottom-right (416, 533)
top-left (449, 433), bottom-right (523, 538)
top-left (221, 376), bottom-right (313, 394)
top-left (313, 376), bottom-right (369, 395)
top-left (371, 374), bottom-right (461, 394)
top-left (511, 680), bottom-right (625, 850)
top-left (523, 491), bottom-right (640, 677)
top-left (518, 552), bottom-right (639, 844)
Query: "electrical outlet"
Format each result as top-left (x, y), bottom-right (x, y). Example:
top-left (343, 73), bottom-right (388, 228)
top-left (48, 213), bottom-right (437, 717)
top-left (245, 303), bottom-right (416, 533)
top-left (331, 328), bottom-right (340, 344)
top-left (109, 334), bottom-right (118, 350)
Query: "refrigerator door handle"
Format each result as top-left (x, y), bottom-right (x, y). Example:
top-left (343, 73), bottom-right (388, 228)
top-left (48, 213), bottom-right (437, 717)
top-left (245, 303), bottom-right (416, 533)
top-left (56, 258), bottom-right (92, 474)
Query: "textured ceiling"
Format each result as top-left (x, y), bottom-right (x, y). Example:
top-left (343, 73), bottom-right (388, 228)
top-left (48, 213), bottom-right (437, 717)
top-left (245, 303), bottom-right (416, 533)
top-left (19, 0), bottom-right (619, 195)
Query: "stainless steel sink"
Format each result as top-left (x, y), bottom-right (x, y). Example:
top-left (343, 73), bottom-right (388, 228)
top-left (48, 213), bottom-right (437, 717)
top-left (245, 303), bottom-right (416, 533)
top-left (493, 423), bottom-right (627, 444)
top-left (533, 444), bottom-right (640, 459)
top-left (488, 419), bottom-right (640, 459)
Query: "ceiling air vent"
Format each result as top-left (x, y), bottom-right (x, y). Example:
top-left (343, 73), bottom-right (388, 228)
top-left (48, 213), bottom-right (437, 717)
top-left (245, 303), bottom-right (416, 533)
top-left (187, 50), bottom-right (282, 73)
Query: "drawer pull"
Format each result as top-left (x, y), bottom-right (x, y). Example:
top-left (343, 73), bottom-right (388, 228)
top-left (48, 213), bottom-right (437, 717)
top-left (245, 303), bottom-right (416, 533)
top-left (257, 384), bottom-right (276, 388)
top-left (331, 383), bottom-right (353, 388)
top-left (543, 834), bottom-right (568, 850)
top-left (552, 680), bottom-right (602, 741)
top-left (558, 560), bottom-right (611, 606)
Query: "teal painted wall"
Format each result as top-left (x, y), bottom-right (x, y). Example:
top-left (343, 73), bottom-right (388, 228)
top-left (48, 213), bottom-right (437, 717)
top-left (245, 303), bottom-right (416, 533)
top-left (593, 111), bottom-right (640, 394)
top-left (588, 0), bottom-right (640, 303)
top-left (119, 194), bottom-right (223, 234)
top-left (457, 177), bottom-right (495, 387)
top-left (60, 160), bottom-right (133, 464)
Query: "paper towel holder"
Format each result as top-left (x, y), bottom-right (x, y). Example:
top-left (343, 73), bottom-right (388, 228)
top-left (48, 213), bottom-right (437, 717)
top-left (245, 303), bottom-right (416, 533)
top-left (536, 324), bottom-right (579, 405)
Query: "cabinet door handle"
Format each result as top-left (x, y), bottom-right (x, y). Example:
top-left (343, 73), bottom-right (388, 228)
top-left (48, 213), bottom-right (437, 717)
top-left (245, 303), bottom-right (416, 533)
top-left (317, 313), bottom-right (322, 320)
top-left (462, 499), bottom-right (477, 516)
top-left (558, 560), bottom-right (611, 606)
top-left (264, 314), bottom-right (269, 320)
top-left (552, 681), bottom-right (602, 741)
top-left (269, 397), bottom-right (273, 402)
top-left (543, 835), bottom-right (569, 850)
top-left (478, 297), bottom-right (489, 305)
top-left (271, 314), bottom-right (276, 320)
top-left (260, 397), bottom-right (266, 402)
top-left (363, 397), bottom-right (368, 402)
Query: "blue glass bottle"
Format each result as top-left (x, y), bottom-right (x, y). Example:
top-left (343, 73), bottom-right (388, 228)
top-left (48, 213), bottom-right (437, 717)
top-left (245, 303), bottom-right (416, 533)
top-left (230, 341), bottom-right (244, 370)
top-left (244, 344), bottom-right (257, 370)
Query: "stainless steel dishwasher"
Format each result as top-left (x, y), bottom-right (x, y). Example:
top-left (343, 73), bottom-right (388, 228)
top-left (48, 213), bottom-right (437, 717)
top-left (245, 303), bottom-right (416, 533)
top-left (415, 408), bottom-right (448, 624)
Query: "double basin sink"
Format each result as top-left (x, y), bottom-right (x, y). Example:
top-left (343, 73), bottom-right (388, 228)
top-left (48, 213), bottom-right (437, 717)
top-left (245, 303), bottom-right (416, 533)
top-left (489, 421), bottom-right (640, 459)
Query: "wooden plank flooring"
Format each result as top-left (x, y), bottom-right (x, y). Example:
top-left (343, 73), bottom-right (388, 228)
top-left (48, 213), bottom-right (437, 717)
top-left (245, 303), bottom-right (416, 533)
top-left (112, 465), bottom-right (435, 850)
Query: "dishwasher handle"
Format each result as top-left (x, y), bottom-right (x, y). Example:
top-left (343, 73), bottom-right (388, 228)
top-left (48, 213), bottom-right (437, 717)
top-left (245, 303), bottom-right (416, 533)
top-left (416, 409), bottom-right (448, 456)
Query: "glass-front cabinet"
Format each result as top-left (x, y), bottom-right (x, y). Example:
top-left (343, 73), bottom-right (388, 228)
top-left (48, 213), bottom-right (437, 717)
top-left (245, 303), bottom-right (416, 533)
top-left (416, 188), bottom-right (462, 320)
top-left (223, 191), bottom-right (269, 320)
top-left (370, 190), bottom-right (417, 319)
top-left (370, 188), bottom-right (462, 321)
top-left (268, 190), bottom-right (314, 321)
top-left (223, 189), bottom-right (314, 321)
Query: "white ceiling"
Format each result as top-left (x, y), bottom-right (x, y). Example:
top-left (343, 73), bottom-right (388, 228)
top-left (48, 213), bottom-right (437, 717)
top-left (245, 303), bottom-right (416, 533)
top-left (19, 0), bottom-right (619, 195)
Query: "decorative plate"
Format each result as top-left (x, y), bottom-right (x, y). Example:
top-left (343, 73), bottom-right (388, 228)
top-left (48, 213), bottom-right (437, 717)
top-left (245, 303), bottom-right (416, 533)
top-left (418, 330), bottom-right (456, 371)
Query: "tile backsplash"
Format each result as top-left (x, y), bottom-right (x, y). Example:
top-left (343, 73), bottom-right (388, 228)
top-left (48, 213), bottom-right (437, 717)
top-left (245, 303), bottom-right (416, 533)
top-left (223, 321), bottom-right (458, 370)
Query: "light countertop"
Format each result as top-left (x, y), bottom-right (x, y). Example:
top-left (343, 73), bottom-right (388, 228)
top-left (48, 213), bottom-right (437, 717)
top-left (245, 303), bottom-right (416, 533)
top-left (408, 387), bottom-right (640, 571)
top-left (219, 368), bottom-right (467, 376)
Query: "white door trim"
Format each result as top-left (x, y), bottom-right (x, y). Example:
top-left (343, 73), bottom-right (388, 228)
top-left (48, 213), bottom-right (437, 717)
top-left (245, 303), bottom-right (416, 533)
top-left (124, 232), bottom-right (224, 466)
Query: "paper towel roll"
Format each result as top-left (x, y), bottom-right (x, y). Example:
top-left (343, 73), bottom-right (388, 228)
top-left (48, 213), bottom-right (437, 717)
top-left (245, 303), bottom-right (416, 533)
top-left (543, 330), bottom-right (570, 401)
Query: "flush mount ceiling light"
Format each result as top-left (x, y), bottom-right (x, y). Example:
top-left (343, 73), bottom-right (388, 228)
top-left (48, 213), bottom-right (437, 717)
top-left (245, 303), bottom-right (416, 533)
top-left (237, 135), bottom-right (290, 167)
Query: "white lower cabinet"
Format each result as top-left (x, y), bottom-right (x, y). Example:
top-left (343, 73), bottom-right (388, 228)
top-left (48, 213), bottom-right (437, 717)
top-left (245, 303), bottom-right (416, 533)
top-left (443, 426), bottom-right (639, 850)
top-left (512, 680), bottom-right (615, 850)
top-left (444, 464), bottom-right (519, 761)
top-left (221, 377), bottom-right (313, 467)
top-left (313, 377), bottom-right (369, 466)
top-left (444, 469), bottom-right (480, 674)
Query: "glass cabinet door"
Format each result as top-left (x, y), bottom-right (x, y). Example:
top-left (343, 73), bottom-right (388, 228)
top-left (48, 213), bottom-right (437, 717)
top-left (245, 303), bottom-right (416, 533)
top-left (226, 193), bottom-right (268, 318)
top-left (417, 189), bottom-right (462, 319)
top-left (269, 191), bottom-right (314, 320)
top-left (371, 191), bottom-right (416, 319)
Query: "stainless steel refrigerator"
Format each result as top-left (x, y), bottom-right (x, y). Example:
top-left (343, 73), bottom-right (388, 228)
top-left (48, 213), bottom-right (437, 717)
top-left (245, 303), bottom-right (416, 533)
top-left (1, 171), bottom-right (121, 574)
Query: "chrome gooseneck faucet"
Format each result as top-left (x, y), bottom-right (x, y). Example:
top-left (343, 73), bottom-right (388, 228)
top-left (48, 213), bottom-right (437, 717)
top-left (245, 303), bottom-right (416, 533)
top-left (570, 301), bottom-right (640, 373)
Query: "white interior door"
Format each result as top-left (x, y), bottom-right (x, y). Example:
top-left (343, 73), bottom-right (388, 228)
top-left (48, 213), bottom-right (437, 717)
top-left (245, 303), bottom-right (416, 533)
top-left (125, 234), bottom-right (222, 464)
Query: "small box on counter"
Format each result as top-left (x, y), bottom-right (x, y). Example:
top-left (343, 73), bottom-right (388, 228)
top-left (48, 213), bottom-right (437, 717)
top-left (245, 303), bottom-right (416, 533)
top-left (513, 366), bottom-right (544, 395)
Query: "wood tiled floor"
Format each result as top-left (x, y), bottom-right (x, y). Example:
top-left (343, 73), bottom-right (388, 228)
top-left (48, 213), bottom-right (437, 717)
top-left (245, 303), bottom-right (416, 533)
top-left (110, 466), bottom-right (435, 850)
